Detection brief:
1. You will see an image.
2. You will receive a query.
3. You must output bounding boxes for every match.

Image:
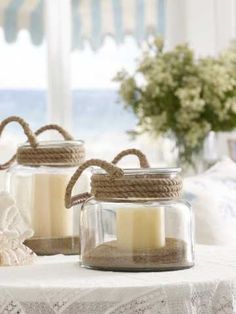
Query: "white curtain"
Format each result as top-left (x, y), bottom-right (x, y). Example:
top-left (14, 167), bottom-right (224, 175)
top-left (166, 0), bottom-right (236, 56)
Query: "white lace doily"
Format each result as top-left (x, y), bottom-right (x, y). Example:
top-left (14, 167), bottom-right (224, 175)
top-left (0, 245), bottom-right (236, 314)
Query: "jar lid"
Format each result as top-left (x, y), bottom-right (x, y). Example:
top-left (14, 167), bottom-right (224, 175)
top-left (17, 140), bottom-right (85, 167)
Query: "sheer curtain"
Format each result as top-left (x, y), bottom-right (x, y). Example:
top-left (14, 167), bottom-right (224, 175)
top-left (166, 0), bottom-right (236, 55)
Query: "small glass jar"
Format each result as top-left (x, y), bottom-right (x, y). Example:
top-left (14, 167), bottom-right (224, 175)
top-left (6, 140), bottom-right (89, 255)
top-left (80, 168), bottom-right (194, 271)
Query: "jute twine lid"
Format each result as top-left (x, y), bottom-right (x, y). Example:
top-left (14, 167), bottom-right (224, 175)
top-left (0, 116), bottom-right (85, 169)
top-left (65, 149), bottom-right (183, 208)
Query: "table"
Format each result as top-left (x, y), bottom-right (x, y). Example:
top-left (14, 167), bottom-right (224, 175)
top-left (0, 245), bottom-right (236, 314)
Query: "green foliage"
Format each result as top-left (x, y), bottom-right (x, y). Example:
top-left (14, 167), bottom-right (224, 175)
top-left (115, 39), bottom-right (236, 165)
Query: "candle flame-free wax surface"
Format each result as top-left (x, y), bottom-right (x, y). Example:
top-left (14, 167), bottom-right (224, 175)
top-left (116, 207), bottom-right (165, 251)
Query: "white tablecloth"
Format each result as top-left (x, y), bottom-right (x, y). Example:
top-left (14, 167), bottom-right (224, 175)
top-left (0, 245), bottom-right (236, 314)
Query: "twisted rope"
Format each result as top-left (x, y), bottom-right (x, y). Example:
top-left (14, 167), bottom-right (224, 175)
top-left (0, 116), bottom-right (38, 148)
top-left (65, 159), bottom-right (124, 208)
top-left (112, 148), bottom-right (150, 168)
top-left (17, 145), bottom-right (85, 166)
top-left (0, 116), bottom-right (84, 169)
top-left (35, 124), bottom-right (74, 140)
top-left (65, 149), bottom-right (182, 208)
top-left (0, 116), bottom-right (38, 170)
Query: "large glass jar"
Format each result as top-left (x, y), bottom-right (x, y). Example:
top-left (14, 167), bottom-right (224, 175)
top-left (6, 140), bottom-right (89, 255)
top-left (77, 168), bottom-right (194, 271)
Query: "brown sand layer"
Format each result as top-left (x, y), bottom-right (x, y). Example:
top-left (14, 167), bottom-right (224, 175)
top-left (25, 236), bottom-right (80, 255)
top-left (83, 238), bottom-right (192, 270)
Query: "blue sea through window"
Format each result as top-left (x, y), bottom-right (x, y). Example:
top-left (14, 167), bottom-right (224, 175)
top-left (0, 88), bottom-right (138, 161)
top-left (72, 89), bottom-right (136, 138)
top-left (0, 32), bottom-right (163, 165)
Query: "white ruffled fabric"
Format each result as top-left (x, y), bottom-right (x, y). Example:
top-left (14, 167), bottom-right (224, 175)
top-left (0, 191), bottom-right (35, 266)
top-left (184, 158), bottom-right (236, 247)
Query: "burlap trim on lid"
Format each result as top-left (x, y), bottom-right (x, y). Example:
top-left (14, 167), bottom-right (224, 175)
top-left (0, 116), bottom-right (85, 169)
top-left (65, 149), bottom-right (183, 208)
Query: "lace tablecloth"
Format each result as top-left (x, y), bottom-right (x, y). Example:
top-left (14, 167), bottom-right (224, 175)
top-left (1, 245), bottom-right (236, 314)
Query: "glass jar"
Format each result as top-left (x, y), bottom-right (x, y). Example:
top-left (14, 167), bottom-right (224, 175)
top-left (6, 140), bottom-right (89, 255)
top-left (79, 167), bottom-right (194, 271)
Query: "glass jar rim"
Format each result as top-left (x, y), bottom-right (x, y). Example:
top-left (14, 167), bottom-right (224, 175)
top-left (93, 167), bottom-right (181, 176)
top-left (18, 139), bottom-right (84, 149)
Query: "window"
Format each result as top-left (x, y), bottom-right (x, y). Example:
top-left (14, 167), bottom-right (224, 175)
top-left (0, 0), bottom-right (236, 168)
top-left (0, 0), bottom-right (166, 167)
top-left (0, 29), bottom-right (47, 126)
top-left (0, 29), bottom-right (47, 168)
top-left (71, 36), bottom-right (139, 161)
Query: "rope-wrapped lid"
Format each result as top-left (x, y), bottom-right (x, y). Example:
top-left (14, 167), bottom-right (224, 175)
top-left (0, 116), bottom-right (85, 169)
top-left (65, 149), bottom-right (183, 208)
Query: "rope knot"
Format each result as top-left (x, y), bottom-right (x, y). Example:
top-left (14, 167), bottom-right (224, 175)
top-left (102, 160), bottom-right (124, 180)
top-left (110, 167), bottom-right (124, 179)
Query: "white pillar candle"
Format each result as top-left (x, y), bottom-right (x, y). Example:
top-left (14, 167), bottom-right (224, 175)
top-left (32, 173), bottom-right (73, 238)
top-left (116, 207), bottom-right (165, 250)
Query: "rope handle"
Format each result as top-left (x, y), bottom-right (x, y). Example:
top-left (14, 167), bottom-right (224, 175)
top-left (35, 124), bottom-right (74, 141)
top-left (0, 116), bottom-right (38, 170)
top-left (0, 116), bottom-right (74, 170)
top-left (0, 116), bottom-right (37, 147)
top-left (65, 159), bottom-right (124, 208)
top-left (111, 148), bottom-right (150, 168)
top-left (65, 149), bottom-right (150, 208)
